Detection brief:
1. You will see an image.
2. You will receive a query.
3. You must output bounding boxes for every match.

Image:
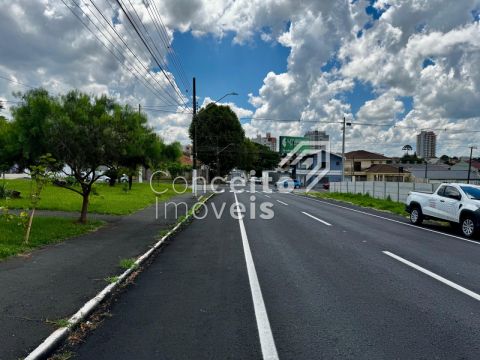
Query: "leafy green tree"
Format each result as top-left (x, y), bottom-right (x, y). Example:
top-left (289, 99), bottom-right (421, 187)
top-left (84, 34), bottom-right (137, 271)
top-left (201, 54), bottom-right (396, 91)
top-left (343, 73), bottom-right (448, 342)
top-left (189, 103), bottom-right (244, 176)
top-left (239, 139), bottom-right (280, 174)
top-left (10, 89), bottom-right (58, 170)
top-left (0, 116), bottom-right (15, 173)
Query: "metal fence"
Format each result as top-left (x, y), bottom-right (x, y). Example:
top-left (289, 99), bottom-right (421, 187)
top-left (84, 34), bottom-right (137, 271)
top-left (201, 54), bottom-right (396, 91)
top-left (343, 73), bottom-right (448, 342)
top-left (329, 181), bottom-right (441, 203)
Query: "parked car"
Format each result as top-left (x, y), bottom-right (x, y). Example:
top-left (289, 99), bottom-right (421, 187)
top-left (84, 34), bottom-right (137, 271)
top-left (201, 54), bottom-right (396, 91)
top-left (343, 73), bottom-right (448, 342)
top-left (97, 175), bottom-right (111, 183)
top-left (120, 174), bottom-right (129, 183)
top-left (275, 178), bottom-right (301, 190)
top-left (405, 183), bottom-right (480, 238)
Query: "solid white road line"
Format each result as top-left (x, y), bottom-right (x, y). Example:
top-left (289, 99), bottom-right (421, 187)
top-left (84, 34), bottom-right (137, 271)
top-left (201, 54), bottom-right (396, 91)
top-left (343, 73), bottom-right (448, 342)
top-left (264, 194), bottom-right (271, 198)
top-left (383, 251), bottom-right (480, 302)
top-left (296, 194), bottom-right (480, 246)
top-left (233, 193), bottom-right (279, 360)
top-left (301, 211), bottom-right (332, 226)
top-left (276, 200), bottom-right (288, 206)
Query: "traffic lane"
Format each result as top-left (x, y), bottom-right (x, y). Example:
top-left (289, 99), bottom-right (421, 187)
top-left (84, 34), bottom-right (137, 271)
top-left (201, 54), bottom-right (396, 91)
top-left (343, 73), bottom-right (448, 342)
top-left (263, 191), bottom-right (480, 294)
top-left (74, 192), bottom-right (262, 360)
top-left (237, 191), bottom-right (480, 359)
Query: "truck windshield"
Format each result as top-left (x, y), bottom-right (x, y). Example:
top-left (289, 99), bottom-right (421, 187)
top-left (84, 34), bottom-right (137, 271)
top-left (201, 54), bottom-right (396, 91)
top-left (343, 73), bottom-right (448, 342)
top-left (460, 186), bottom-right (480, 200)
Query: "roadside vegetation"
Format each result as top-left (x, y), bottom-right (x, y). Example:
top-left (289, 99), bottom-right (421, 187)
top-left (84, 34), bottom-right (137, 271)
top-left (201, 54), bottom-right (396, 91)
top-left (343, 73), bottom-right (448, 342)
top-left (0, 180), bottom-right (174, 215)
top-left (308, 192), bottom-right (407, 217)
top-left (0, 217), bottom-right (103, 259)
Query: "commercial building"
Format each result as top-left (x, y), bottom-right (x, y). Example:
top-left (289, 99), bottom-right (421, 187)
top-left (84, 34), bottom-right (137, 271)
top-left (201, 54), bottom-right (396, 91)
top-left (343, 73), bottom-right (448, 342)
top-left (304, 130), bottom-right (329, 149)
top-left (252, 132), bottom-right (277, 152)
top-left (416, 131), bottom-right (437, 159)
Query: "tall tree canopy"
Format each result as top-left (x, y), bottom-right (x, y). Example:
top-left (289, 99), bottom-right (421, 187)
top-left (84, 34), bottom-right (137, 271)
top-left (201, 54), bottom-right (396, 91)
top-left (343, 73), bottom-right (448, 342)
top-left (189, 103), bottom-right (245, 176)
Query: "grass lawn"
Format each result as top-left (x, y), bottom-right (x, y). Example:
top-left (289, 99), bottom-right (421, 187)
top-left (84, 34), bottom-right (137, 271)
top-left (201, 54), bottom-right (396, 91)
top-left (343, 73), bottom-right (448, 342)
top-left (0, 180), bottom-right (177, 215)
top-left (0, 217), bottom-right (103, 259)
top-left (307, 192), bottom-right (407, 217)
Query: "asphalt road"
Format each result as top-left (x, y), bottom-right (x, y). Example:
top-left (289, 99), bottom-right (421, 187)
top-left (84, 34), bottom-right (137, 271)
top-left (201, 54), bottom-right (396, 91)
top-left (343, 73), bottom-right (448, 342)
top-left (69, 186), bottom-right (480, 359)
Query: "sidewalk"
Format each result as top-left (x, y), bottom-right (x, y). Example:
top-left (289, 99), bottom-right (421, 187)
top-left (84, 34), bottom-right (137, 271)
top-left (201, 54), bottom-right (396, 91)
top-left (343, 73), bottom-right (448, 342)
top-left (0, 192), bottom-right (201, 360)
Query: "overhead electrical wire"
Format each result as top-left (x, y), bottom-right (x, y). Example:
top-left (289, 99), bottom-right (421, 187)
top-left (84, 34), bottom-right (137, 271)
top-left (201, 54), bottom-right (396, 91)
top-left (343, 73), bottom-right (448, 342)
top-left (84, 0), bottom-right (181, 106)
top-left (61, 0), bottom-right (178, 106)
top-left (115, 0), bottom-right (188, 110)
top-left (143, 0), bottom-right (191, 95)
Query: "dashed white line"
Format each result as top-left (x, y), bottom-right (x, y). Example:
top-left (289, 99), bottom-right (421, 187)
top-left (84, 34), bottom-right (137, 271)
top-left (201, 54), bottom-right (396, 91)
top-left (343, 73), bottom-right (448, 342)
top-left (276, 200), bottom-right (288, 206)
top-left (264, 194), bottom-right (271, 198)
top-left (295, 194), bottom-right (480, 246)
top-left (233, 193), bottom-right (279, 360)
top-left (301, 211), bottom-right (332, 226)
top-left (383, 251), bottom-right (480, 302)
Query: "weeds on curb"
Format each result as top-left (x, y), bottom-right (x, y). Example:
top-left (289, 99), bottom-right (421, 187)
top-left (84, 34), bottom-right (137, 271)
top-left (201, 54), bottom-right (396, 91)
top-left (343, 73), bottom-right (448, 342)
top-left (46, 318), bottom-right (71, 328)
top-left (118, 258), bottom-right (138, 270)
top-left (104, 276), bottom-right (120, 284)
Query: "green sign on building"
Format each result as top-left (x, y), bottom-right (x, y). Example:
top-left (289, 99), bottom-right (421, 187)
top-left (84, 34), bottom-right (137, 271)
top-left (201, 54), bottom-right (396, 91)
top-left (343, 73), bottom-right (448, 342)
top-left (279, 136), bottom-right (306, 154)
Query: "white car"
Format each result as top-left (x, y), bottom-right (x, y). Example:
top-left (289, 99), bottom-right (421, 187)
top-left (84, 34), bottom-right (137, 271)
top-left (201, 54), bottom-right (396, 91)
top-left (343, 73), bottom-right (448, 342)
top-left (405, 183), bottom-right (480, 238)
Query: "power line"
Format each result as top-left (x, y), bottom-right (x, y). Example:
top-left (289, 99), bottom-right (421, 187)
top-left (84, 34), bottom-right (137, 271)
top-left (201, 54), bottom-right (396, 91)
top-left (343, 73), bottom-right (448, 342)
top-left (116, 0), bottom-right (188, 110)
top-left (84, 0), bottom-right (180, 106)
top-left (144, 0), bottom-right (191, 94)
top-left (61, 0), bottom-right (177, 106)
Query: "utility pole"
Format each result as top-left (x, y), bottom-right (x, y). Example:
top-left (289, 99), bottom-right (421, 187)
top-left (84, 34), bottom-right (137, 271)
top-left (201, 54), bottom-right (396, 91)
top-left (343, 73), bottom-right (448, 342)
top-left (424, 159), bottom-right (428, 181)
top-left (341, 117), bottom-right (346, 182)
top-left (192, 77), bottom-right (197, 169)
top-left (192, 77), bottom-right (197, 196)
top-left (138, 104), bottom-right (141, 114)
top-left (467, 146), bottom-right (477, 184)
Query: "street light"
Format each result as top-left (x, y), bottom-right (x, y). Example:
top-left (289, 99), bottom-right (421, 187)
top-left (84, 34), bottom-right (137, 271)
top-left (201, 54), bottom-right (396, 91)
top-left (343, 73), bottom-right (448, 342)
top-left (213, 92), bottom-right (238, 104)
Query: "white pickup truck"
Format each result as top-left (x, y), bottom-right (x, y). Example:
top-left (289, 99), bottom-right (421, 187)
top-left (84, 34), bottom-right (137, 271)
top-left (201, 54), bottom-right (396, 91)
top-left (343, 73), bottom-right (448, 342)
top-left (405, 183), bottom-right (480, 238)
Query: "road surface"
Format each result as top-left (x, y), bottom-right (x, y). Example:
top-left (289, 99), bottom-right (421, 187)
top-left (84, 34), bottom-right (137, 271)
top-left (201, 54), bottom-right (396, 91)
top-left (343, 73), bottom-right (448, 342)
top-left (69, 186), bottom-right (480, 359)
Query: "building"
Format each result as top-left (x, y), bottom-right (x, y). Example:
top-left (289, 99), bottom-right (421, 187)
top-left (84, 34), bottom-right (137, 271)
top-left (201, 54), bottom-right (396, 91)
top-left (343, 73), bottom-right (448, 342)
top-left (253, 132), bottom-right (277, 152)
top-left (304, 130), bottom-right (329, 149)
top-left (281, 150), bottom-right (343, 187)
top-left (343, 150), bottom-right (411, 182)
top-left (416, 131), bottom-right (436, 159)
top-left (405, 163), bottom-right (480, 183)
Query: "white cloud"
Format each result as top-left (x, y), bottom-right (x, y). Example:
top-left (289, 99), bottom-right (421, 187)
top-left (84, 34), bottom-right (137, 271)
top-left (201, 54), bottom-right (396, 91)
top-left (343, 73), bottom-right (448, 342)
top-left (1, 0), bottom-right (480, 157)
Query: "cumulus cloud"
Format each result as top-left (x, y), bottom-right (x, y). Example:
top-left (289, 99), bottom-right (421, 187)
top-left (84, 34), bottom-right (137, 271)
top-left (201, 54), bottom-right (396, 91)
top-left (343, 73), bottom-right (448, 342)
top-left (1, 0), bottom-right (480, 156)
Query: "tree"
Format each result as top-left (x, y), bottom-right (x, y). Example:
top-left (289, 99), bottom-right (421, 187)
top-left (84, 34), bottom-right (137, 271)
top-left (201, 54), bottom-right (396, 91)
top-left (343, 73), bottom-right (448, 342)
top-left (402, 144), bottom-right (413, 155)
top-left (0, 116), bottom-right (15, 173)
top-left (110, 105), bottom-right (163, 190)
top-left (10, 89), bottom-right (58, 170)
top-left (189, 103), bottom-right (244, 176)
top-left (43, 91), bottom-right (126, 223)
top-left (239, 140), bottom-right (280, 174)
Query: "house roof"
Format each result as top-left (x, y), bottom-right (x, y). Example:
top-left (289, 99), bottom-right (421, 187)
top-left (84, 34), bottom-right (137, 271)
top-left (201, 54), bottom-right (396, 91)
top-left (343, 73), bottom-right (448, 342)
top-left (180, 154), bottom-right (193, 166)
top-left (345, 150), bottom-right (390, 160)
top-left (365, 164), bottom-right (410, 174)
top-left (409, 169), bottom-right (480, 180)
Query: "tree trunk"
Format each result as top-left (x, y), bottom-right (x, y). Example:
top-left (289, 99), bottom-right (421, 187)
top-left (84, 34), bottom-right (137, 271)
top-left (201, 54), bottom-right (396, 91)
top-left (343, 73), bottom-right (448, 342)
top-left (24, 207), bottom-right (35, 244)
top-left (128, 175), bottom-right (133, 190)
top-left (79, 187), bottom-right (91, 224)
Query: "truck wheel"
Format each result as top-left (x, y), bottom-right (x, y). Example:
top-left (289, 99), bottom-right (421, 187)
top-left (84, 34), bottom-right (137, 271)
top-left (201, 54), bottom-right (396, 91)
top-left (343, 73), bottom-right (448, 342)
top-left (460, 216), bottom-right (477, 238)
top-left (410, 206), bottom-right (423, 225)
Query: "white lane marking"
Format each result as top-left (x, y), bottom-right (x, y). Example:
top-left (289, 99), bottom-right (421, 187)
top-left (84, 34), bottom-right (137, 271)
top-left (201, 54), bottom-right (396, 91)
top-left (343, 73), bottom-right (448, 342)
top-left (233, 193), bottom-right (279, 360)
top-left (383, 251), bottom-right (480, 302)
top-left (264, 195), bottom-right (271, 198)
top-left (276, 200), bottom-right (288, 206)
top-left (296, 194), bottom-right (480, 246)
top-left (301, 211), bottom-right (332, 226)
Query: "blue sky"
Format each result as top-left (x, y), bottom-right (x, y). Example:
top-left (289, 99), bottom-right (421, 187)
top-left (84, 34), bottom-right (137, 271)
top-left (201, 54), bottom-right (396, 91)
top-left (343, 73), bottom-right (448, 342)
top-left (171, 32), bottom-right (290, 111)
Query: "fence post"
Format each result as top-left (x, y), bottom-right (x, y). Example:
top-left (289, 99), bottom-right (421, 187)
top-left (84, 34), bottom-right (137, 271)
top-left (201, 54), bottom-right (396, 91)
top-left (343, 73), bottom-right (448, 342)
top-left (354, 181), bottom-right (357, 194)
top-left (363, 181), bottom-right (365, 195)
top-left (384, 181), bottom-right (387, 199)
top-left (373, 182), bottom-right (376, 198)
top-left (346, 181), bottom-right (349, 193)
top-left (397, 181), bottom-right (400, 202)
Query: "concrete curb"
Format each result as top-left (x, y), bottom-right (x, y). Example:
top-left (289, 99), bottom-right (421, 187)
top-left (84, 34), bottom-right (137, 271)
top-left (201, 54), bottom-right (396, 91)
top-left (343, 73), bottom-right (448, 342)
top-left (25, 193), bottom-right (214, 360)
